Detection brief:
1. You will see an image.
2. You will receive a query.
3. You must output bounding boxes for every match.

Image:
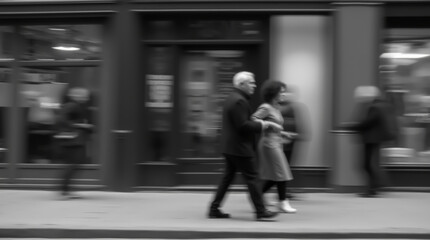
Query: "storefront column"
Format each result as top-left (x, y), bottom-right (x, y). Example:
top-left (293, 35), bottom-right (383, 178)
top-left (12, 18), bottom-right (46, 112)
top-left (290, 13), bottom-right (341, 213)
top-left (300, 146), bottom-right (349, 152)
top-left (103, 7), bottom-right (141, 191)
top-left (6, 26), bottom-right (25, 184)
top-left (332, 3), bottom-right (384, 192)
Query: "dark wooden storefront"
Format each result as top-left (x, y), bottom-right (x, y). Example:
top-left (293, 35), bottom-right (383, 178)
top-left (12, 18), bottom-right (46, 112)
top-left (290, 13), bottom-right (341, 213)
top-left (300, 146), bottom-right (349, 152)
top-left (0, 0), bottom-right (429, 192)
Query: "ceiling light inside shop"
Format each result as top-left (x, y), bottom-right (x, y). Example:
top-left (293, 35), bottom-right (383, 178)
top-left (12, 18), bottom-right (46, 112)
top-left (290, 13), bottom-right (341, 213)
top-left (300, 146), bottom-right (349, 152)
top-left (49, 27), bottom-right (67, 31)
top-left (52, 44), bottom-right (81, 51)
top-left (381, 52), bottom-right (429, 59)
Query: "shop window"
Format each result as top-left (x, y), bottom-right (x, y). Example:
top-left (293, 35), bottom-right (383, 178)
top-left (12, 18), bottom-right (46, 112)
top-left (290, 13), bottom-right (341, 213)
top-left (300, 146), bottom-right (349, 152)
top-left (20, 25), bottom-right (102, 61)
top-left (179, 50), bottom-right (246, 158)
top-left (142, 18), bottom-right (263, 161)
top-left (380, 28), bottom-right (430, 165)
top-left (0, 26), bottom-right (14, 60)
top-left (145, 46), bottom-right (174, 162)
top-left (19, 66), bottom-right (100, 164)
top-left (0, 67), bottom-right (12, 163)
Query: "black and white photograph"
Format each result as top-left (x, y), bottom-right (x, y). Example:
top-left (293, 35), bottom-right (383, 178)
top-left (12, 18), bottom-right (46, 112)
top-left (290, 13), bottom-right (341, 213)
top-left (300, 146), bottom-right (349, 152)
top-left (0, 1), bottom-right (430, 240)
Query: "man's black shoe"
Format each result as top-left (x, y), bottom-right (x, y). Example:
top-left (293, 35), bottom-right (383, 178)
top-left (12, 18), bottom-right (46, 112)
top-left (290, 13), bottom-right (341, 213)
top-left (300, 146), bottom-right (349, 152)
top-left (256, 210), bottom-right (278, 221)
top-left (208, 209), bottom-right (231, 219)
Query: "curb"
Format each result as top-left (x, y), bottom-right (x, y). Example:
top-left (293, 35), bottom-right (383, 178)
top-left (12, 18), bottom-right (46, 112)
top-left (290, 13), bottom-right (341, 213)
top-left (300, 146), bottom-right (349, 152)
top-left (1, 229), bottom-right (430, 239)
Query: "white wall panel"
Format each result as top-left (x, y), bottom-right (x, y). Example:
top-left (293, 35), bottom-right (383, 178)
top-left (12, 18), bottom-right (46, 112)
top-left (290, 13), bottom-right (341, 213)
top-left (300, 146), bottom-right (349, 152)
top-left (270, 16), bottom-right (332, 167)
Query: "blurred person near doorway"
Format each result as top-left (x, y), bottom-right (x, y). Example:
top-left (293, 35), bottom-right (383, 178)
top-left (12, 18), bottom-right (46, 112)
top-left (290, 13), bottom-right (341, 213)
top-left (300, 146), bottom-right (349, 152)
top-left (341, 85), bottom-right (396, 197)
top-left (55, 87), bottom-right (93, 199)
top-left (279, 86), bottom-right (311, 199)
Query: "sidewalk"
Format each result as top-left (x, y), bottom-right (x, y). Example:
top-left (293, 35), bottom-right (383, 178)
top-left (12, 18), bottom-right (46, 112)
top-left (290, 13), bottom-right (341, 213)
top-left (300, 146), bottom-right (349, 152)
top-left (1, 190), bottom-right (430, 239)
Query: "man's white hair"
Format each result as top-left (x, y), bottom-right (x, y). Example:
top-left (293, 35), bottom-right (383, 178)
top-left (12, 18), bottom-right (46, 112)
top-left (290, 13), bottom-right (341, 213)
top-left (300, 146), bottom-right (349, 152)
top-left (233, 71), bottom-right (254, 87)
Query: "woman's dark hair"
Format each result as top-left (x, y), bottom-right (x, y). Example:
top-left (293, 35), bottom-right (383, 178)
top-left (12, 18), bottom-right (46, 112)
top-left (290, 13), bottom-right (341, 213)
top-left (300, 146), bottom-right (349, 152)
top-left (260, 80), bottom-right (286, 103)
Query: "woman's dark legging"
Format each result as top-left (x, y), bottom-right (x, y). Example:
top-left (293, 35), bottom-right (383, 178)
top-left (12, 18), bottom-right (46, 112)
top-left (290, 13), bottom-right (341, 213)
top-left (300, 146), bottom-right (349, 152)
top-left (262, 180), bottom-right (286, 201)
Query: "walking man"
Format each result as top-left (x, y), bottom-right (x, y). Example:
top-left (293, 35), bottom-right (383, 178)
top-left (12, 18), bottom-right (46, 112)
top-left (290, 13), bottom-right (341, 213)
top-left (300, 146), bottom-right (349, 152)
top-left (208, 71), bottom-right (280, 221)
top-left (342, 85), bottom-right (395, 197)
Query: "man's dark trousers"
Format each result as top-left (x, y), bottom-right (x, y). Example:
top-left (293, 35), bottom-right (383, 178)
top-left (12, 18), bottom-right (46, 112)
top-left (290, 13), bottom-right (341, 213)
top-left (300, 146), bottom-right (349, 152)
top-left (363, 143), bottom-right (383, 194)
top-left (210, 154), bottom-right (265, 214)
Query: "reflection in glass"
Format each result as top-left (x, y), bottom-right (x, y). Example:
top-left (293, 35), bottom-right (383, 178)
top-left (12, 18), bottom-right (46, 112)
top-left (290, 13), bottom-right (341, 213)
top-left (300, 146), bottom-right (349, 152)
top-left (20, 67), bottom-right (100, 164)
top-left (0, 67), bottom-right (12, 163)
top-left (380, 29), bottom-right (430, 164)
top-left (20, 25), bottom-right (102, 60)
top-left (180, 50), bottom-right (245, 157)
top-left (0, 26), bottom-right (14, 60)
top-left (0, 68), bottom-right (12, 163)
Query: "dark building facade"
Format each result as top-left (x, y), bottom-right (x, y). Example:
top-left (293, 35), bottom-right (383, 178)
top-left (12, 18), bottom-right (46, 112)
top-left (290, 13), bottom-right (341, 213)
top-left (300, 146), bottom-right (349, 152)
top-left (0, 0), bottom-right (429, 192)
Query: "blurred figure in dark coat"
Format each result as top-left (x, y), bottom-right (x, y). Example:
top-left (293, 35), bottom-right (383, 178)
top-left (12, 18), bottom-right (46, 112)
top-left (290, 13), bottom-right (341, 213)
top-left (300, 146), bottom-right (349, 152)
top-left (56, 87), bottom-right (93, 199)
top-left (342, 85), bottom-right (396, 197)
top-left (279, 86), bottom-right (310, 199)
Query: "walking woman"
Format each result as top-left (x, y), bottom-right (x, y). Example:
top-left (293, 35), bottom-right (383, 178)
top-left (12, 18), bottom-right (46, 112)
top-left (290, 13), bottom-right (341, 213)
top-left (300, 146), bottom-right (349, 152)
top-left (252, 80), bottom-right (297, 213)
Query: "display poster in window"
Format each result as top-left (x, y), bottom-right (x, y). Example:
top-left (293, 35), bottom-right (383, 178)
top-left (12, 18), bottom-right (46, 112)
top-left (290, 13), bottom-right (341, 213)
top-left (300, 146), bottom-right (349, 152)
top-left (180, 50), bottom-right (245, 157)
top-left (213, 52), bottom-right (245, 130)
top-left (146, 74), bottom-right (173, 108)
top-left (145, 46), bottom-right (174, 131)
top-left (183, 60), bottom-right (212, 136)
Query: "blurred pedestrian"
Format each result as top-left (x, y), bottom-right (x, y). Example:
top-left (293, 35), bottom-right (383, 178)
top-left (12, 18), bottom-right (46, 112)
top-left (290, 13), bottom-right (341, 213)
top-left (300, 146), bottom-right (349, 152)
top-left (55, 87), bottom-right (93, 200)
top-left (279, 86), bottom-right (310, 199)
top-left (342, 85), bottom-right (395, 197)
top-left (208, 71), bottom-right (280, 221)
top-left (252, 80), bottom-right (296, 213)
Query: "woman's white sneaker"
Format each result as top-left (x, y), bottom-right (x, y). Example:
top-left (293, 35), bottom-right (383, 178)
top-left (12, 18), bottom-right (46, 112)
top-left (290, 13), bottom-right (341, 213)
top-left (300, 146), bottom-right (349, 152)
top-left (279, 200), bottom-right (297, 213)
